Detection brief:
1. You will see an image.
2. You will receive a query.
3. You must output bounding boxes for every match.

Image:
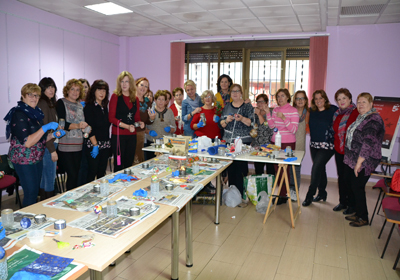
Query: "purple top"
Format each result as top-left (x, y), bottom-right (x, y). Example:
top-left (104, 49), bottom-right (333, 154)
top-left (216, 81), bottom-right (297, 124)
top-left (344, 113), bottom-right (385, 175)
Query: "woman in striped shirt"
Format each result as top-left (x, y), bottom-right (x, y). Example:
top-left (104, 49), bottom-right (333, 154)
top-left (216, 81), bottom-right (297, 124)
top-left (265, 88), bottom-right (299, 205)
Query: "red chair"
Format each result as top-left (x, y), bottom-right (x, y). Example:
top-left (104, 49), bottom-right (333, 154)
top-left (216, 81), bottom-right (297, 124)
top-left (370, 178), bottom-right (400, 225)
top-left (0, 174), bottom-right (22, 209)
top-left (378, 197), bottom-right (400, 259)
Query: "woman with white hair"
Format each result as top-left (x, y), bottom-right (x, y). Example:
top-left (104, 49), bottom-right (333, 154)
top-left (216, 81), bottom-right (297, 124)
top-left (190, 90), bottom-right (221, 139)
top-left (182, 80), bottom-right (203, 137)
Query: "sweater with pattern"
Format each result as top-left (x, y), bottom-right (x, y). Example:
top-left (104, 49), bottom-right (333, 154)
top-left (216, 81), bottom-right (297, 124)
top-left (343, 113), bottom-right (385, 176)
top-left (266, 103), bottom-right (299, 143)
top-left (220, 102), bottom-right (254, 144)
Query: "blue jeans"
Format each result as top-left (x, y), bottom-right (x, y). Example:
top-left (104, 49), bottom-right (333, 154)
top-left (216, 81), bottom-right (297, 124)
top-left (14, 161), bottom-right (43, 207)
top-left (40, 143), bottom-right (57, 192)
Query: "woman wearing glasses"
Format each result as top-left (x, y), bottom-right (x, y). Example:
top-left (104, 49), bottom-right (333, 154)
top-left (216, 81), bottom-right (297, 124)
top-left (220, 84), bottom-right (254, 201)
top-left (4, 83), bottom-right (65, 206)
top-left (252, 94), bottom-right (275, 176)
top-left (265, 88), bottom-right (299, 205)
top-left (191, 90), bottom-right (221, 139)
top-left (288, 91), bottom-right (309, 201)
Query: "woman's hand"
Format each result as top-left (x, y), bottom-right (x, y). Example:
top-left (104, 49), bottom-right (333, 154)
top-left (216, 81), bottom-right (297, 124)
top-left (51, 151), bottom-right (58, 162)
top-left (276, 112), bottom-right (286, 121)
top-left (148, 108), bottom-right (156, 121)
top-left (79, 122), bottom-right (88, 129)
top-left (192, 107), bottom-right (202, 115)
top-left (234, 113), bottom-right (243, 122)
top-left (226, 115), bottom-right (234, 123)
top-left (139, 121), bottom-right (145, 129)
top-left (129, 125), bottom-right (135, 133)
top-left (354, 157), bottom-right (365, 177)
top-left (254, 108), bottom-right (261, 115)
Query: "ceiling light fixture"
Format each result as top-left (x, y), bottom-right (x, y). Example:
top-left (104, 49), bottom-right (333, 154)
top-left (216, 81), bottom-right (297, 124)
top-left (85, 2), bottom-right (133, 16)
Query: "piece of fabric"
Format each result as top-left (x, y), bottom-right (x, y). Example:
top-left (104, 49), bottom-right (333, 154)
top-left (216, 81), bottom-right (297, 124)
top-left (346, 108), bottom-right (376, 150)
top-left (332, 103), bottom-right (356, 152)
top-left (10, 271), bottom-right (51, 280)
top-left (21, 253), bottom-right (73, 277)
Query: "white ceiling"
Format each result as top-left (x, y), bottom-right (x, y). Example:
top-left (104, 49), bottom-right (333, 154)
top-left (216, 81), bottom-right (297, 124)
top-left (18, 0), bottom-right (400, 37)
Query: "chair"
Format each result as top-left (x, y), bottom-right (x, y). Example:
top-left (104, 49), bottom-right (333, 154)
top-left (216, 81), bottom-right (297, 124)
top-left (378, 197), bottom-right (400, 259)
top-left (0, 174), bottom-right (22, 209)
top-left (370, 177), bottom-right (400, 226)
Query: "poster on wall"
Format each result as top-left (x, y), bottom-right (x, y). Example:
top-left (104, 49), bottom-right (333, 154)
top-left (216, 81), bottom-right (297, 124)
top-left (373, 96), bottom-right (400, 160)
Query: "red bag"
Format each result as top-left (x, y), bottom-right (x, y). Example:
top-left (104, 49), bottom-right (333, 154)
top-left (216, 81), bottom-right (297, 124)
top-left (391, 169), bottom-right (400, 192)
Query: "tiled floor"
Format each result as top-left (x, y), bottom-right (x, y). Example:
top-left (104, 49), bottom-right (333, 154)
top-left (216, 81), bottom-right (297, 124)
top-left (3, 177), bottom-right (400, 280)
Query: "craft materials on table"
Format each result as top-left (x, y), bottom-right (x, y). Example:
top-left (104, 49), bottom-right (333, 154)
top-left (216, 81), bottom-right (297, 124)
top-left (0, 211), bottom-right (56, 250)
top-left (68, 197), bottom-right (159, 238)
top-left (7, 245), bottom-right (84, 280)
top-left (43, 183), bottom-right (126, 212)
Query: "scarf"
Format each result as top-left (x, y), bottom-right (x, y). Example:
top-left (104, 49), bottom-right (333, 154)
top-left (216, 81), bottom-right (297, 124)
top-left (332, 103), bottom-right (356, 151)
top-left (155, 107), bottom-right (168, 122)
top-left (139, 97), bottom-right (150, 112)
top-left (346, 107), bottom-right (377, 150)
top-left (4, 101), bottom-right (44, 140)
top-left (174, 101), bottom-right (182, 119)
top-left (299, 108), bottom-right (307, 123)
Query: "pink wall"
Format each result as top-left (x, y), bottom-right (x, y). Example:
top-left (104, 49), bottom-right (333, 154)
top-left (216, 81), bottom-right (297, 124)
top-left (0, 0), bottom-right (120, 154)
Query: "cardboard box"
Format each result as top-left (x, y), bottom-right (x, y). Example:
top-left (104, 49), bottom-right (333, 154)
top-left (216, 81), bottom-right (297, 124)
top-left (163, 136), bottom-right (189, 155)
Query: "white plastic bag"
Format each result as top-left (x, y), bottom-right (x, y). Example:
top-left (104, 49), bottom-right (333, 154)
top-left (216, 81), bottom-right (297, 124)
top-left (197, 136), bottom-right (212, 151)
top-left (256, 191), bottom-right (269, 214)
top-left (223, 185), bottom-right (242, 208)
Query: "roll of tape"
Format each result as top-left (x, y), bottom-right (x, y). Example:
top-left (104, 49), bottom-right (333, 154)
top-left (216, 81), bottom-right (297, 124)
top-left (166, 184), bottom-right (174, 191)
top-left (129, 207), bottom-right (140, 216)
top-left (54, 219), bottom-right (66, 230)
top-left (34, 214), bottom-right (47, 224)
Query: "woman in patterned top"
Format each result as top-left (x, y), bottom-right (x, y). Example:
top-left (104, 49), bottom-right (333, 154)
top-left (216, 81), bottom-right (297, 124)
top-left (4, 83), bottom-right (64, 206)
top-left (343, 92), bottom-right (384, 227)
top-left (84, 80), bottom-right (111, 182)
top-left (56, 79), bottom-right (90, 190)
top-left (252, 93), bottom-right (274, 176)
top-left (220, 84), bottom-right (254, 200)
top-left (302, 90), bottom-right (338, 206)
top-left (135, 77), bottom-right (155, 164)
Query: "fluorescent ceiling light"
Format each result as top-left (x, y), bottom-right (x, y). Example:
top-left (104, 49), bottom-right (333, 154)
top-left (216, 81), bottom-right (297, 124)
top-left (85, 2), bottom-right (133, 15)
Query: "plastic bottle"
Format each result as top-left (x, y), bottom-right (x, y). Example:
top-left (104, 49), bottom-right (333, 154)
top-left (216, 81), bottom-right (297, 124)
top-left (275, 130), bottom-right (281, 148)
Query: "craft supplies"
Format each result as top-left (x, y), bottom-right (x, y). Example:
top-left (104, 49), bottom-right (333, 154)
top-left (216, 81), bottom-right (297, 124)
top-left (27, 229), bottom-right (45, 244)
top-left (150, 180), bottom-right (160, 196)
top-left (142, 163), bottom-right (149, 169)
top-left (100, 179), bottom-right (109, 196)
top-left (53, 239), bottom-right (70, 249)
top-left (62, 200), bottom-right (77, 209)
top-left (179, 166), bottom-right (186, 176)
top-left (54, 219), bottom-right (66, 230)
top-left (129, 207), bottom-right (140, 216)
top-left (124, 168), bottom-right (132, 175)
top-left (58, 118), bottom-right (65, 129)
top-left (1, 209), bottom-right (13, 229)
top-left (107, 200), bottom-right (118, 217)
top-left (0, 247), bottom-right (7, 280)
top-left (34, 214), bottom-right (46, 224)
top-left (20, 217), bottom-right (32, 229)
top-left (192, 162), bottom-right (200, 174)
top-left (165, 184), bottom-right (174, 191)
top-left (93, 205), bottom-right (102, 215)
top-left (93, 185), bottom-right (100, 193)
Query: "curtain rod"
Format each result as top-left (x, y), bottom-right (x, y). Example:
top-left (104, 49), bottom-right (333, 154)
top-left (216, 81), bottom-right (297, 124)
top-left (171, 32), bottom-right (329, 43)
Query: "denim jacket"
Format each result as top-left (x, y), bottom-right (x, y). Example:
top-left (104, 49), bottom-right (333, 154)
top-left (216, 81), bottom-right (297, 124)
top-left (181, 94), bottom-right (203, 137)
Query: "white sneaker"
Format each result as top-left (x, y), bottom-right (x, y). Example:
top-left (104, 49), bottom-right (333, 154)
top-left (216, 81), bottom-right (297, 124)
top-left (290, 189), bottom-right (297, 201)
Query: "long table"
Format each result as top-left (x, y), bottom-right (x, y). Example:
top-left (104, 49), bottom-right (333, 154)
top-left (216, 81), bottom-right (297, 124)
top-left (12, 157), bottom-right (231, 280)
top-left (143, 146), bottom-right (305, 228)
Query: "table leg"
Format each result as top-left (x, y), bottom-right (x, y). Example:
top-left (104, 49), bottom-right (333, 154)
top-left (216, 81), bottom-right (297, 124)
top-left (263, 165), bottom-right (282, 224)
top-left (186, 200), bottom-right (193, 267)
top-left (292, 164), bottom-right (302, 220)
top-left (283, 165), bottom-right (295, 228)
top-left (215, 173), bottom-right (221, 225)
top-left (171, 211), bottom-right (179, 280)
top-left (90, 269), bottom-right (103, 280)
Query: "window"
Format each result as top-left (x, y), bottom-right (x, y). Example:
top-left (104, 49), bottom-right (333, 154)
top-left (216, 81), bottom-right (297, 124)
top-left (185, 40), bottom-right (309, 107)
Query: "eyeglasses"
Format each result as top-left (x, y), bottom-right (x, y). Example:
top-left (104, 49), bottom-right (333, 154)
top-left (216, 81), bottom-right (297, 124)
top-left (256, 101), bottom-right (266, 104)
top-left (204, 96), bottom-right (212, 99)
top-left (27, 93), bottom-right (40, 99)
top-left (296, 97), bottom-right (305, 101)
top-left (231, 90), bottom-right (241, 94)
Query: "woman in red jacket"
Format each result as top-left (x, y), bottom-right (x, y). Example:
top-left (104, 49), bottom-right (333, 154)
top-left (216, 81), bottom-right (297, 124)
top-left (190, 90), bottom-right (221, 139)
top-left (332, 88), bottom-right (359, 213)
top-left (109, 71), bottom-right (144, 172)
top-left (170, 87), bottom-right (184, 135)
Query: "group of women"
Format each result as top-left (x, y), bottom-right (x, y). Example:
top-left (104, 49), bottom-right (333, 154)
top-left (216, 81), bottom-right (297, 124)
top-left (4, 72), bottom-right (385, 226)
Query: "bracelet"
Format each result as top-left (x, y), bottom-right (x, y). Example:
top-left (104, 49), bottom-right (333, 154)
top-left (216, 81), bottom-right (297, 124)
top-left (150, 118), bottom-right (154, 123)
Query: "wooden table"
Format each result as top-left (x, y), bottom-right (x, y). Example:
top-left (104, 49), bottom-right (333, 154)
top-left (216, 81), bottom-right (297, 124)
top-left (12, 157), bottom-right (231, 280)
top-left (143, 146), bottom-right (305, 228)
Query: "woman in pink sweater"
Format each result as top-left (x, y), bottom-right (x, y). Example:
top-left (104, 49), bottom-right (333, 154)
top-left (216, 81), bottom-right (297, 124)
top-left (266, 88), bottom-right (299, 204)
